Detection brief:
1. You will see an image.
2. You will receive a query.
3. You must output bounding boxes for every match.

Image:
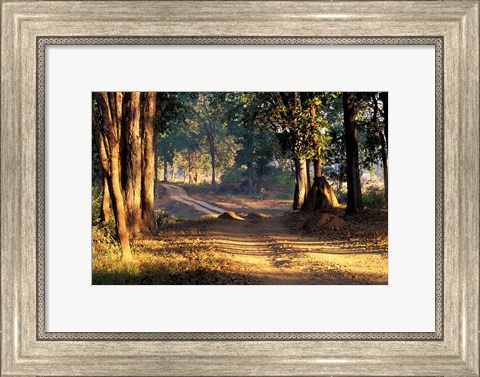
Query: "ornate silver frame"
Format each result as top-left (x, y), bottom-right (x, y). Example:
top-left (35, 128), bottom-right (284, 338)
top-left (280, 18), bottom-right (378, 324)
top-left (36, 36), bottom-right (444, 342)
top-left (1, 2), bottom-right (478, 376)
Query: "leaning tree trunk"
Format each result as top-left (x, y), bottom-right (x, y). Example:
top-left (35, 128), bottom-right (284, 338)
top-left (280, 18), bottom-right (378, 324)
top-left (293, 158), bottom-right (309, 211)
top-left (123, 92), bottom-right (143, 238)
top-left (344, 92), bottom-right (364, 214)
top-left (141, 92), bottom-right (157, 234)
top-left (99, 176), bottom-right (111, 223)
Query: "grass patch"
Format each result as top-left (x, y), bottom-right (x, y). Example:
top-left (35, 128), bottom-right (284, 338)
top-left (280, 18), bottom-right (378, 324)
top-left (92, 220), bottom-right (258, 285)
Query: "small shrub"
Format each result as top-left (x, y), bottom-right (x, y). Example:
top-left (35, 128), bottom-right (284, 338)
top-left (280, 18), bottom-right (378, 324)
top-left (92, 219), bottom-right (118, 253)
top-left (335, 189), bottom-right (347, 205)
top-left (221, 166), bottom-right (245, 184)
top-left (154, 209), bottom-right (179, 230)
top-left (91, 186), bottom-right (103, 222)
top-left (363, 185), bottom-right (387, 209)
top-left (252, 192), bottom-right (268, 200)
top-left (275, 192), bottom-right (291, 200)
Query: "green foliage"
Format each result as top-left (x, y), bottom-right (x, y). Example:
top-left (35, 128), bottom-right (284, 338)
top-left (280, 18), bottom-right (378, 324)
top-left (154, 209), bottom-right (179, 230)
top-left (221, 165), bottom-right (245, 184)
top-left (92, 237), bottom-right (254, 285)
top-left (252, 192), bottom-right (268, 200)
top-left (91, 186), bottom-right (103, 222)
top-left (259, 92), bottom-right (339, 162)
top-left (362, 184), bottom-right (387, 209)
top-left (355, 92), bottom-right (388, 170)
top-left (260, 164), bottom-right (292, 189)
top-left (92, 220), bottom-right (118, 248)
top-left (334, 187), bottom-right (348, 205)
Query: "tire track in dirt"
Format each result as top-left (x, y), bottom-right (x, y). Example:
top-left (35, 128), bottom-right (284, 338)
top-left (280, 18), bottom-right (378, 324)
top-left (205, 217), bottom-right (387, 284)
top-left (160, 183), bottom-right (225, 215)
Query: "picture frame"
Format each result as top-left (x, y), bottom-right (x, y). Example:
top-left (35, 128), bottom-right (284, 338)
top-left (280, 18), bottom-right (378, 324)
top-left (1, 1), bottom-right (478, 376)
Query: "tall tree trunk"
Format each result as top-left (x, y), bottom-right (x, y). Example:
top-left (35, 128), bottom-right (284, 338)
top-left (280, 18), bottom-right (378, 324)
top-left (313, 158), bottom-right (322, 178)
top-left (163, 158), bottom-right (168, 182)
top-left (246, 161), bottom-right (253, 195)
top-left (380, 92), bottom-right (388, 144)
top-left (154, 154), bottom-right (159, 199)
top-left (108, 147), bottom-right (132, 261)
top-left (123, 92), bottom-right (143, 237)
top-left (379, 92), bottom-right (388, 201)
top-left (306, 159), bottom-right (311, 191)
top-left (99, 176), bottom-right (111, 223)
top-left (209, 144), bottom-right (216, 193)
top-left (141, 92), bottom-right (157, 234)
top-left (343, 92), bottom-right (363, 214)
top-left (310, 102), bottom-right (322, 180)
top-left (94, 92), bottom-right (132, 261)
top-left (187, 152), bottom-right (193, 184)
top-left (293, 158), bottom-right (308, 211)
top-left (379, 131), bottom-right (388, 202)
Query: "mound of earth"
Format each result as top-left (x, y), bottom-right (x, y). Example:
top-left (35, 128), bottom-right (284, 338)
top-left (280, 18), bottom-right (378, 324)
top-left (304, 213), bottom-right (347, 231)
top-left (218, 211), bottom-right (245, 220)
top-left (245, 212), bottom-right (270, 220)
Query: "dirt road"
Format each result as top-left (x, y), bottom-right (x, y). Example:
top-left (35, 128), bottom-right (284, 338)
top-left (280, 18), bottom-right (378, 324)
top-left (194, 216), bottom-right (388, 284)
top-left (155, 183), bottom-right (388, 285)
top-left (158, 183), bottom-right (224, 216)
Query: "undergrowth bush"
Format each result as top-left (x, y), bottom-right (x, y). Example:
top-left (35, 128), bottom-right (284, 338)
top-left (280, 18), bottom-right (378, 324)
top-left (154, 209), bottom-right (179, 230)
top-left (92, 219), bottom-right (118, 253)
top-left (334, 189), bottom-right (347, 205)
top-left (363, 185), bottom-right (387, 209)
top-left (91, 186), bottom-right (103, 222)
top-left (252, 192), bottom-right (268, 200)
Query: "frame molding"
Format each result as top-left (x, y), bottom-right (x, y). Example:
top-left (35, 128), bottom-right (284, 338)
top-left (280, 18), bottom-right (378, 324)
top-left (35, 36), bottom-right (445, 342)
top-left (1, 1), bottom-right (478, 376)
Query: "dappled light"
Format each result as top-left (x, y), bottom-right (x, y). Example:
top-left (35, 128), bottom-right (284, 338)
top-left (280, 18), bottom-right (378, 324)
top-left (92, 92), bottom-right (388, 285)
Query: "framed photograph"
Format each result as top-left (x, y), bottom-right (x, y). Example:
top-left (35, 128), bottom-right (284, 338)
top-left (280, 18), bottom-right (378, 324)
top-left (1, 1), bottom-right (478, 376)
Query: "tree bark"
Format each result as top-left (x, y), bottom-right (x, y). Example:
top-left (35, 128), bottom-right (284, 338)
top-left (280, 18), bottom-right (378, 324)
top-left (163, 158), bottom-right (168, 182)
top-left (343, 92), bottom-right (364, 214)
top-left (293, 158), bottom-right (309, 211)
top-left (246, 161), bottom-right (253, 195)
top-left (306, 159), bottom-right (311, 191)
top-left (209, 143), bottom-right (216, 193)
top-left (379, 92), bottom-right (388, 201)
top-left (313, 159), bottom-right (322, 178)
top-left (310, 102), bottom-right (322, 180)
top-left (141, 92), bottom-right (157, 234)
top-left (123, 92), bottom-right (143, 237)
top-left (379, 130), bottom-right (388, 202)
top-left (380, 92), bottom-right (388, 143)
top-left (154, 154), bottom-right (159, 199)
top-left (99, 176), bottom-right (111, 223)
top-left (94, 92), bottom-right (132, 261)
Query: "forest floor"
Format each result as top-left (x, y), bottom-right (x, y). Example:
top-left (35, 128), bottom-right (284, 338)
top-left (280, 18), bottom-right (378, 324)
top-left (92, 184), bottom-right (388, 285)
